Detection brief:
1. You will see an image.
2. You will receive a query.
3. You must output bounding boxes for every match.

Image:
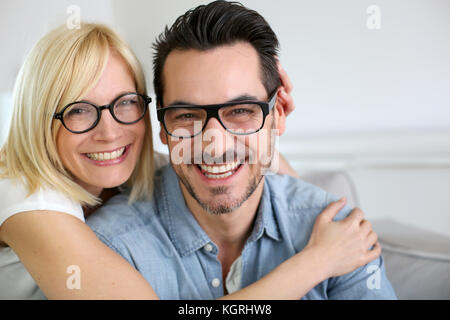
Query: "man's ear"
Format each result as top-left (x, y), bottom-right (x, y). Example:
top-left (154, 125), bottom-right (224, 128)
top-left (274, 56), bottom-right (295, 117)
top-left (159, 125), bottom-right (168, 145)
top-left (273, 96), bottom-right (286, 136)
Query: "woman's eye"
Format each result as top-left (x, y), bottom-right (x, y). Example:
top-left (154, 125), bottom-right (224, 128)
top-left (69, 108), bottom-right (83, 114)
top-left (67, 108), bottom-right (88, 116)
top-left (119, 99), bottom-right (137, 106)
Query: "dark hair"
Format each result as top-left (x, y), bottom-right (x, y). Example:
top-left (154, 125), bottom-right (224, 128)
top-left (153, 0), bottom-right (280, 106)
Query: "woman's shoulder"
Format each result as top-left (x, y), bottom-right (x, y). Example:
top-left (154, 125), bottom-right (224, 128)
top-left (0, 177), bottom-right (32, 207)
top-left (0, 177), bottom-right (84, 226)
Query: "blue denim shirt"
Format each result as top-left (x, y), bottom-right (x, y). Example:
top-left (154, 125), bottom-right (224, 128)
top-left (87, 164), bottom-right (397, 300)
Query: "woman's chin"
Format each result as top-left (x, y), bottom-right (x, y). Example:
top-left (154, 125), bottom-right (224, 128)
top-left (77, 173), bottom-right (131, 196)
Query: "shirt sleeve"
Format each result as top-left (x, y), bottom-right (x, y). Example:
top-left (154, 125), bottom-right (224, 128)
top-left (326, 255), bottom-right (397, 300)
top-left (323, 194), bottom-right (397, 300)
top-left (0, 178), bottom-right (85, 226)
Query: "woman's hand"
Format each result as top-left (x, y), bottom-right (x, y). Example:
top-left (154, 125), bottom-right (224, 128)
top-left (305, 198), bottom-right (381, 279)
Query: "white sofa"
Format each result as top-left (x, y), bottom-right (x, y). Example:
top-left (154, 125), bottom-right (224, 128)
top-left (301, 171), bottom-right (450, 300)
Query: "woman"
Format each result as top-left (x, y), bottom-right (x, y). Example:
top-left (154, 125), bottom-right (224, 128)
top-left (0, 23), bottom-right (380, 299)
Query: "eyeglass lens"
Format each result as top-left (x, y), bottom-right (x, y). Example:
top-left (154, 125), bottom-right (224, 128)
top-left (62, 94), bottom-right (146, 132)
top-left (163, 103), bottom-right (263, 137)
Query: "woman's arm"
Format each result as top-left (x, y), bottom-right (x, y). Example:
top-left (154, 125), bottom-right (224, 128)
top-left (0, 198), bottom-right (378, 300)
top-left (0, 211), bottom-right (158, 299)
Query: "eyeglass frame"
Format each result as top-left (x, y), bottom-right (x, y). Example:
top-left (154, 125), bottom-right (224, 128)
top-left (156, 89), bottom-right (278, 139)
top-left (53, 92), bottom-right (151, 134)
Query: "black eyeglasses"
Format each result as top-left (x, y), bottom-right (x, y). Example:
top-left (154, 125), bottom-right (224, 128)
top-left (157, 91), bottom-right (277, 139)
top-left (53, 92), bottom-right (151, 134)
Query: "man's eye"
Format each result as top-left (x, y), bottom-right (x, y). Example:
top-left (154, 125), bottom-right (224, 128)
top-left (226, 108), bottom-right (256, 118)
top-left (176, 113), bottom-right (196, 120)
top-left (232, 108), bottom-right (253, 115)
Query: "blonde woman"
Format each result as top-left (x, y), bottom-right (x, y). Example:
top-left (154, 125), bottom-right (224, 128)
top-left (0, 23), bottom-right (380, 299)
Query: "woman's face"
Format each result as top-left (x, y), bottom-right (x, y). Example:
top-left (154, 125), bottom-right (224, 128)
top-left (56, 52), bottom-right (146, 196)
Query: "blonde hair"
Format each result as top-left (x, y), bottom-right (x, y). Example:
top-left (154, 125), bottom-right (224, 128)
top-left (0, 23), bottom-right (154, 206)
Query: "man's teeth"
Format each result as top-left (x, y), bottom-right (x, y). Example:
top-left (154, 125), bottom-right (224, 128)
top-left (86, 147), bottom-right (126, 161)
top-left (199, 161), bottom-right (240, 179)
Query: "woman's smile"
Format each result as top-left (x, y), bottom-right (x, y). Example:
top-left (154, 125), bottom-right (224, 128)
top-left (83, 144), bottom-right (131, 166)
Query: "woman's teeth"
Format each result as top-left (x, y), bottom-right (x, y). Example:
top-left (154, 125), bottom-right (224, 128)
top-left (86, 147), bottom-right (126, 161)
top-left (199, 161), bottom-right (241, 179)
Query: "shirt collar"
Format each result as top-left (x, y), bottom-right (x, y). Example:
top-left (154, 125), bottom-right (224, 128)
top-left (247, 176), bottom-right (282, 243)
top-left (158, 165), bottom-right (282, 257)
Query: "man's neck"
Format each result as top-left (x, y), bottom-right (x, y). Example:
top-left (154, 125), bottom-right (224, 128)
top-left (180, 179), bottom-right (265, 282)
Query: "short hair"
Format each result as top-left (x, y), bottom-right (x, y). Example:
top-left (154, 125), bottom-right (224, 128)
top-left (0, 23), bottom-right (154, 206)
top-left (153, 0), bottom-right (280, 107)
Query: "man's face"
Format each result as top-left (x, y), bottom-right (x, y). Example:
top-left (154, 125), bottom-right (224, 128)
top-left (161, 42), bottom-right (285, 214)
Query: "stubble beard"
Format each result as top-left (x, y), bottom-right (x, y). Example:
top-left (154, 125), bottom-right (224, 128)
top-left (177, 164), bottom-right (264, 215)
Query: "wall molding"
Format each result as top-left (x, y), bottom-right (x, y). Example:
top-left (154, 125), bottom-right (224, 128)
top-left (279, 129), bottom-right (450, 171)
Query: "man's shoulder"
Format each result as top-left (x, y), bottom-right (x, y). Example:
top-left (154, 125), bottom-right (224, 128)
top-left (265, 173), bottom-right (350, 222)
top-left (86, 193), bottom-right (159, 241)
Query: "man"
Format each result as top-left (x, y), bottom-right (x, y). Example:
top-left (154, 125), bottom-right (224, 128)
top-left (88, 1), bottom-right (396, 299)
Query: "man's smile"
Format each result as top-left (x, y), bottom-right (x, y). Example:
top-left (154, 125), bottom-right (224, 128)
top-left (193, 161), bottom-right (245, 182)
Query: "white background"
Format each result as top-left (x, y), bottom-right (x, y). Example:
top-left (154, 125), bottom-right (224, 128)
top-left (1, 0), bottom-right (449, 236)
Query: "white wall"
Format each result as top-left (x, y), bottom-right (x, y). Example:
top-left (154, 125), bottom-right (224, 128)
top-left (0, 0), bottom-right (115, 143)
top-left (0, 1), bottom-right (449, 235)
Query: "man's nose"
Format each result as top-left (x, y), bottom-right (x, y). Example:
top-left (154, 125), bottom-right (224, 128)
top-left (201, 117), bottom-right (235, 162)
top-left (92, 110), bottom-right (123, 142)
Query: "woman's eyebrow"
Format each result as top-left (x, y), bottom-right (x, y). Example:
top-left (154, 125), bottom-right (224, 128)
top-left (79, 91), bottom-right (138, 105)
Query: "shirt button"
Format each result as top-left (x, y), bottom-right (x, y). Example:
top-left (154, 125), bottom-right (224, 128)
top-left (211, 278), bottom-right (221, 288)
top-left (204, 243), bottom-right (213, 252)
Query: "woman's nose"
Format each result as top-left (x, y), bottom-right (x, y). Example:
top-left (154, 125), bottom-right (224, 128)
top-left (91, 109), bottom-right (123, 141)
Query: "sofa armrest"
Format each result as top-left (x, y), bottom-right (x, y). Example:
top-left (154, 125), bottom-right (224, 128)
top-left (372, 219), bottom-right (450, 300)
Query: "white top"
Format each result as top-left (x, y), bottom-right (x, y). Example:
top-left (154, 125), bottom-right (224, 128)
top-left (0, 178), bottom-right (84, 300)
top-left (0, 151), bottom-right (170, 300)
